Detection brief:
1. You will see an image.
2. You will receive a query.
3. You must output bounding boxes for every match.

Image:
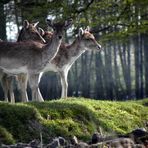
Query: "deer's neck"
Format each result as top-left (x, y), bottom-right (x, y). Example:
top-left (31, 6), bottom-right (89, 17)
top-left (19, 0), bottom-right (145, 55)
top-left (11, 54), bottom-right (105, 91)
top-left (42, 34), bottom-right (61, 64)
top-left (51, 37), bottom-right (86, 70)
top-left (66, 37), bottom-right (86, 60)
top-left (67, 38), bottom-right (86, 58)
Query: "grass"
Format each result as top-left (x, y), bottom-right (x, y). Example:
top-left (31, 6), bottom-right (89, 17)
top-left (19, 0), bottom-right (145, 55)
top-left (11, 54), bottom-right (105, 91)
top-left (0, 98), bottom-right (147, 144)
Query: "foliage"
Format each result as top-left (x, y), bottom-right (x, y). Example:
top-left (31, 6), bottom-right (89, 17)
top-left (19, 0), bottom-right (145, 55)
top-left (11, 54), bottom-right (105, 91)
top-left (11, 0), bottom-right (148, 40)
top-left (0, 98), bottom-right (147, 144)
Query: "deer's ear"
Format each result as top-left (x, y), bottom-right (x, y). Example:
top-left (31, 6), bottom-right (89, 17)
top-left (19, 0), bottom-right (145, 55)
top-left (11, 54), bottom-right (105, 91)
top-left (38, 27), bottom-right (45, 36)
top-left (78, 28), bottom-right (84, 37)
top-left (64, 18), bottom-right (73, 28)
top-left (23, 20), bottom-right (29, 28)
top-left (85, 26), bottom-right (90, 31)
top-left (46, 19), bottom-right (54, 28)
top-left (33, 21), bottom-right (39, 27)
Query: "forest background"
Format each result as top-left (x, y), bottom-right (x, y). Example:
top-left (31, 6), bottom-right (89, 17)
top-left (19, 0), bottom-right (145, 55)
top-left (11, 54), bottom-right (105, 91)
top-left (0, 0), bottom-right (148, 101)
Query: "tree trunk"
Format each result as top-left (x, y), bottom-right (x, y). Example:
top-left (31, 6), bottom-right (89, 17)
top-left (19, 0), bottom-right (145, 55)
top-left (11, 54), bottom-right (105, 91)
top-left (74, 61), bottom-right (79, 97)
top-left (113, 42), bottom-right (124, 100)
top-left (0, 3), bottom-right (6, 40)
top-left (134, 34), bottom-right (143, 99)
top-left (118, 42), bottom-right (132, 100)
top-left (143, 34), bottom-right (148, 97)
top-left (81, 54), bottom-right (90, 97)
top-left (104, 43), bottom-right (114, 100)
top-left (95, 53), bottom-right (105, 99)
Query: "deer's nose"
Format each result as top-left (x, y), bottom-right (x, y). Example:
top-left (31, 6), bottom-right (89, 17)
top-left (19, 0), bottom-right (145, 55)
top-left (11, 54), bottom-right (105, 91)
top-left (58, 35), bottom-right (62, 39)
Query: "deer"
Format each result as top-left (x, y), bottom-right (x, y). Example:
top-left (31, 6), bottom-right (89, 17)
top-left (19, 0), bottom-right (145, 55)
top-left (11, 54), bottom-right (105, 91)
top-left (41, 27), bottom-right (102, 98)
top-left (1, 26), bottom-right (101, 102)
top-left (11, 26), bottom-right (101, 102)
top-left (0, 20), bottom-right (46, 103)
top-left (0, 18), bottom-right (73, 102)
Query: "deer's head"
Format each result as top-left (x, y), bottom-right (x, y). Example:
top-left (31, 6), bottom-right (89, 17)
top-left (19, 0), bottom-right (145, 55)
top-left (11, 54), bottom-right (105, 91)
top-left (39, 30), bottom-right (53, 43)
top-left (17, 20), bottom-right (46, 43)
top-left (46, 19), bottom-right (73, 40)
top-left (78, 27), bottom-right (101, 51)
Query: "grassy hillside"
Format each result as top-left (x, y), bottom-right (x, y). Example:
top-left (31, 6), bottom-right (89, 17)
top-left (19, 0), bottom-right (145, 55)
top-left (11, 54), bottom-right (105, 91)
top-left (0, 98), bottom-right (147, 144)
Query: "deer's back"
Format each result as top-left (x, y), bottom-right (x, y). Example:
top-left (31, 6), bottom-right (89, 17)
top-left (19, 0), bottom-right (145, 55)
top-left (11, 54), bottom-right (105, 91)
top-left (0, 41), bottom-right (44, 57)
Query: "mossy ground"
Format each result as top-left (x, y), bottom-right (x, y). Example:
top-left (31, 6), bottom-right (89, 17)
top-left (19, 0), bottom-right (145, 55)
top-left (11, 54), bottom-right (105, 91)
top-left (0, 98), bottom-right (147, 144)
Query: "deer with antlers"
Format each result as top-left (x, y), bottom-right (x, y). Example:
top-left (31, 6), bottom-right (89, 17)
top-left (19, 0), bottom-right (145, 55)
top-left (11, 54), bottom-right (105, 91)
top-left (0, 19), bottom-right (73, 102)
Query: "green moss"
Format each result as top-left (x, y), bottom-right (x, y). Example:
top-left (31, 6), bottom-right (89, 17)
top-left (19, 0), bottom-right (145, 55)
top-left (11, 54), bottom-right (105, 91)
top-left (0, 102), bottom-right (43, 142)
top-left (0, 98), bottom-right (148, 144)
top-left (79, 99), bottom-right (148, 133)
top-left (42, 119), bottom-right (84, 137)
top-left (0, 126), bottom-right (15, 144)
top-left (137, 98), bottom-right (148, 107)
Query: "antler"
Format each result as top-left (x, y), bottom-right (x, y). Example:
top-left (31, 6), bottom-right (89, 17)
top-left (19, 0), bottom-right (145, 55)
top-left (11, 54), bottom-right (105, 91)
top-left (33, 21), bottom-right (39, 27)
top-left (85, 26), bottom-right (90, 31)
top-left (38, 27), bottom-right (45, 36)
top-left (79, 27), bottom-right (84, 37)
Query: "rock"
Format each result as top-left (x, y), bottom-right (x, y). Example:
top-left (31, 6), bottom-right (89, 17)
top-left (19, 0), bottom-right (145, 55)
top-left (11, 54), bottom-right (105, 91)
top-left (1, 143), bottom-right (31, 148)
top-left (91, 132), bottom-right (104, 144)
top-left (46, 137), bottom-right (67, 147)
top-left (128, 128), bottom-right (148, 143)
top-left (76, 142), bottom-right (89, 148)
top-left (64, 144), bottom-right (75, 148)
top-left (1, 144), bottom-right (10, 148)
top-left (70, 136), bottom-right (78, 145)
top-left (58, 136), bottom-right (66, 146)
top-left (6, 144), bottom-right (17, 148)
top-left (1, 128), bottom-right (147, 148)
top-left (16, 142), bottom-right (30, 148)
top-left (47, 138), bottom-right (60, 148)
top-left (106, 138), bottom-right (134, 148)
top-left (29, 139), bottom-right (40, 147)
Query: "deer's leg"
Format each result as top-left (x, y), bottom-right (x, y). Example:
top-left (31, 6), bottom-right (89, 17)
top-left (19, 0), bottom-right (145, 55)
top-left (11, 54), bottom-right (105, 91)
top-left (1, 74), bottom-right (9, 102)
top-left (8, 76), bottom-right (15, 103)
top-left (1, 84), bottom-right (9, 102)
top-left (59, 70), bottom-right (68, 98)
top-left (29, 73), bottom-right (44, 102)
top-left (3, 88), bottom-right (9, 102)
top-left (17, 74), bottom-right (28, 102)
top-left (2, 75), bottom-right (15, 103)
